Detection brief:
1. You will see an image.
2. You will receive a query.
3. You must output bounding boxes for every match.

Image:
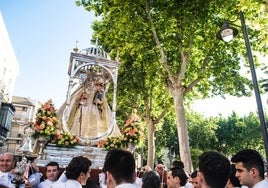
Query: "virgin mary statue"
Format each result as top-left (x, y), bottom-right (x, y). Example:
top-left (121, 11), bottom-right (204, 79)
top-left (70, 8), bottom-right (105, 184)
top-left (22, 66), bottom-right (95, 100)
top-left (66, 70), bottom-right (118, 140)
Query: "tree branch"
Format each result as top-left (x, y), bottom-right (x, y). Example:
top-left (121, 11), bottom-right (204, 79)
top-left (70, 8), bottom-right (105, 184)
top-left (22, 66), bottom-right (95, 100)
top-left (154, 103), bottom-right (169, 124)
top-left (184, 47), bottom-right (214, 94)
top-left (145, 1), bottom-right (176, 85)
top-left (178, 12), bottom-right (196, 85)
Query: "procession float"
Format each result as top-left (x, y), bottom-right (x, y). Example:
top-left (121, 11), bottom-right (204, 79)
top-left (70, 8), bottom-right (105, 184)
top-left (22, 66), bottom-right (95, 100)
top-left (16, 46), bottom-right (109, 165)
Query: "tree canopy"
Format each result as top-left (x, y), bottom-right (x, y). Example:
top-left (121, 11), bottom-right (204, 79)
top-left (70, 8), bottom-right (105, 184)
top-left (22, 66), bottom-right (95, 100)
top-left (76, 0), bottom-right (268, 172)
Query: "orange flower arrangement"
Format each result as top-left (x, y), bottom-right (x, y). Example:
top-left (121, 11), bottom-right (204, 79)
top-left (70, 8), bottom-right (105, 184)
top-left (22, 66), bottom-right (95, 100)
top-left (97, 114), bottom-right (143, 150)
top-left (32, 99), bottom-right (79, 147)
top-left (32, 99), bottom-right (59, 139)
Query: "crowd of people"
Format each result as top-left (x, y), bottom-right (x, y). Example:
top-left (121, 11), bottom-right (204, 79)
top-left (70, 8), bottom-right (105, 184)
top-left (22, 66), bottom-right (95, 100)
top-left (1, 148), bottom-right (268, 188)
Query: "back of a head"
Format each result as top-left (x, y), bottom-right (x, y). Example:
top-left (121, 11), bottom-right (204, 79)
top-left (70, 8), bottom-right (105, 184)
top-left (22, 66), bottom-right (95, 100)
top-left (231, 149), bottom-right (264, 179)
top-left (198, 151), bottom-right (230, 188)
top-left (65, 156), bottom-right (92, 180)
top-left (172, 160), bottom-right (184, 169)
top-left (103, 148), bottom-right (135, 185)
top-left (142, 170), bottom-right (161, 188)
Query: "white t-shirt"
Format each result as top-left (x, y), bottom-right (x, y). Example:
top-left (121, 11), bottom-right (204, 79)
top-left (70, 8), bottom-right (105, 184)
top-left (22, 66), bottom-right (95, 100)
top-left (51, 179), bottom-right (82, 188)
top-left (253, 179), bottom-right (268, 188)
top-left (37, 179), bottom-right (57, 188)
top-left (99, 172), bottom-right (107, 188)
top-left (0, 171), bottom-right (13, 187)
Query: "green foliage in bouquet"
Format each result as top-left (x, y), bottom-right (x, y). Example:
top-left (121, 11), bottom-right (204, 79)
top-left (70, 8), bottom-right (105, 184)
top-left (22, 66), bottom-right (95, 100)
top-left (97, 136), bottom-right (124, 150)
top-left (52, 131), bottom-right (79, 147)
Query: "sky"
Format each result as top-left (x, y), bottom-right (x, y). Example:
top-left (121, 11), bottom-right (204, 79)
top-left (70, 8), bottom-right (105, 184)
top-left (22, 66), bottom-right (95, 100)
top-left (0, 0), bottom-right (95, 108)
top-left (0, 1), bottom-right (267, 117)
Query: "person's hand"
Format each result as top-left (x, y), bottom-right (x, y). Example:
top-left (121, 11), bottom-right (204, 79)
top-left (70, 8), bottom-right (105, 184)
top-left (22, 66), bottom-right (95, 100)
top-left (155, 164), bottom-right (165, 171)
top-left (155, 164), bottom-right (165, 175)
top-left (143, 165), bottom-right (152, 172)
top-left (24, 177), bottom-right (33, 188)
top-left (30, 162), bottom-right (40, 172)
top-left (10, 168), bottom-right (16, 174)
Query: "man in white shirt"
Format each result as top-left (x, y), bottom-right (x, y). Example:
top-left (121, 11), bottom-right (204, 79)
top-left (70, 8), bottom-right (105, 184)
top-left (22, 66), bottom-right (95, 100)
top-left (198, 151), bottom-right (230, 188)
top-left (231, 149), bottom-right (268, 188)
top-left (103, 149), bottom-right (137, 188)
top-left (167, 167), bottom-right (189, 188)
top-left (0, 152), bottom-right (15, 187)
top-left (52, 156), bottom-right (92, 188)
top-left (37, 162), bottom-right (60, 188)
top-left (0, 152), bottom-right (41, 188)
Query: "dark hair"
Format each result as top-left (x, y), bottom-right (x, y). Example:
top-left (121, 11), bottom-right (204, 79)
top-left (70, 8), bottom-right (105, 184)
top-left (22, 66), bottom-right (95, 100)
top-left (231, 149), bottom-right (264, 179)
top-left (65, 156), bottom-right (92, 180)
top-left (142, 171), bottom-right (161, 188)
top-left (103, 149), bottom-right (135, 184)
top-left (229, 164), bottom-right (241, 187)
top-left (169, 167), bottom-right (188, 186)
top-left (172, 160), bottom-right (184, 169)
top-left (198, 151), bottom-right (230, 188)
top-left (46, 161), bottom-right (59, 170)
top-left (190, 170), bottom-right (198, 178)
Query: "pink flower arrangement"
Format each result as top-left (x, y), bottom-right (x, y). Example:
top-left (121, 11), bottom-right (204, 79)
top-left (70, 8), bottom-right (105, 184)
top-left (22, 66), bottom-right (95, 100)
top-left (121, 114), bottom-right (142, 145)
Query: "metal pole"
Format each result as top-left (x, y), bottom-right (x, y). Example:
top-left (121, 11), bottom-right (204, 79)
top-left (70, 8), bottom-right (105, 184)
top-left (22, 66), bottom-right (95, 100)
top-left (239, 11), bottom-right (268, 171)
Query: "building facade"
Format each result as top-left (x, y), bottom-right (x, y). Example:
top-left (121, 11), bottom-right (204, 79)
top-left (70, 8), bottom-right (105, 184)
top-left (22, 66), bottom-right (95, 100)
top-left (0, 12), bottom-right (20, 150)
top-left (0, 12), bottom-right (19, 103)
top-left (5, 96), bottom-right (40, 154)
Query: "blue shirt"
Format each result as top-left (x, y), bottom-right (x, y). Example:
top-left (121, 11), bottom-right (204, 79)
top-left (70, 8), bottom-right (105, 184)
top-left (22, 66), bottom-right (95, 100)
top-left (0, 171), bottom-right (42, 188)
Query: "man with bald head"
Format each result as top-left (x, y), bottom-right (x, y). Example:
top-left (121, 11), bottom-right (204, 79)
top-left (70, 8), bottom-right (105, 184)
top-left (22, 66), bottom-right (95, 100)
top-left (0, 152), bottom-right (41, 188)
top-left (0, 152), bottom-right (15, 172)
top-left (0, 152), bottom-right (16, 186)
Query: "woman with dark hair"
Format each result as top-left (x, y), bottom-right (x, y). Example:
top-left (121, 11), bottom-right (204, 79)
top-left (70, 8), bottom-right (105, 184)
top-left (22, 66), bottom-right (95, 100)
top-left (52, 156), bottom-right (92, 188)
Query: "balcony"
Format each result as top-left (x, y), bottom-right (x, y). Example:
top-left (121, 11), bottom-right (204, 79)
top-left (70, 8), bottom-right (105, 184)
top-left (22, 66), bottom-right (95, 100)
top-left (0, 102), bottom-right (15, 138)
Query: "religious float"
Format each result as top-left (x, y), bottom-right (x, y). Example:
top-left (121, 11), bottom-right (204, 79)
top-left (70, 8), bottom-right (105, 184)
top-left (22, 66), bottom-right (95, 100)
top-left (20, 45), bottom-right (122, 168)
top-left (14, 45), bottom-right (144, 187)
top-left (19, 44), bottom-right (143, 178)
